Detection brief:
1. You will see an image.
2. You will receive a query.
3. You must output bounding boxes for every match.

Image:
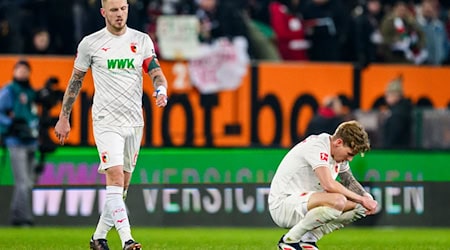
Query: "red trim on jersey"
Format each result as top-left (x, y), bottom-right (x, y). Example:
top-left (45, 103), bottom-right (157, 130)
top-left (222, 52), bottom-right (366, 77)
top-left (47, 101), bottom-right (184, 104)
top-left (142, 56), bottom-right (153, 73)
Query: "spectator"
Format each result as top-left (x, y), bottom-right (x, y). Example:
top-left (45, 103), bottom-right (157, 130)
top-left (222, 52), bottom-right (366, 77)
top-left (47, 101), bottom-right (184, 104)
top-left (83, 0), bottom-right (105, 39)
top-left (244, 12), bottom-right (282, 61)
top-left (194, 0), bottom-right (248, 44)
top-left (416, 0), bottom-right (449, 65)
top-left (126, 0), bottom-right (148, 31)
top-left (269, 0), bottom-right (309, 61)
top-left (302, 0), bottom-right (350, 61)
top-left (247, 0), bottom-right (272, 25)
top-left (24, 27), bottom-right (56, 54)
top-left (0, 59), bottom-right (40, 227)
top-left (352, 0), bottom-right (384, 68)
top-left (244, 0), bottom-right (281, 60)
top-left (381, 76), bottom-right (413, 149)
top-left (0, 1), bottom-right (26, 53)
top-left (380, 0), bottom-right (427, 64)
top-left (304, 95), bottom-right (346, 137)
top-left (145, 0), bottom-right (163, 57)
top-left (46, 0), bottom-right (76, 54)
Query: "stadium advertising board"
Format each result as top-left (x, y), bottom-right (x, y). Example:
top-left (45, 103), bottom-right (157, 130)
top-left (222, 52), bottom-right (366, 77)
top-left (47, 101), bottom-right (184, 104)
top-left (360, 64), bottom-right (450, 110)
top-left (1, 148), bottom-right (449, 186)
top-left (0, 183), bottom-right (448, 227)
top-left (0, 57), bottom-right (449, 148)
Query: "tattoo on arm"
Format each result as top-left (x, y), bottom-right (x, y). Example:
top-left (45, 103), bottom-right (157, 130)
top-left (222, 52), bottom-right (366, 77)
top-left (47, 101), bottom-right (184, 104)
top-left (61, 69), bottom-right (85, 119)
top-left (149, 68), bottom-right (168, 89)
top-left (339, 170), bottom-right (366, 196)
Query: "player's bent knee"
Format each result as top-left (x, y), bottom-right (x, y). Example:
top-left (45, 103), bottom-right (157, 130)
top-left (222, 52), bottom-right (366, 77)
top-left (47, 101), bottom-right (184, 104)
top-left (330, 193), bottom-right (347, 211)
top-left (309, 192), bottom-right (347, 211)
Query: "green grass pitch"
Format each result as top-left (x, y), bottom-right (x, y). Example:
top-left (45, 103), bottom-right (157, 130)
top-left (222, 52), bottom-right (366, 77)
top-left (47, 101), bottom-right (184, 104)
top-left (0, 226), bottom-right (448, 249)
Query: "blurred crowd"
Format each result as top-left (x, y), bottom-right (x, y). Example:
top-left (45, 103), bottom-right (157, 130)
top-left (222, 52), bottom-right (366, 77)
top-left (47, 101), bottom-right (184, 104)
top-left (1, 0), bottom-right (450, 66)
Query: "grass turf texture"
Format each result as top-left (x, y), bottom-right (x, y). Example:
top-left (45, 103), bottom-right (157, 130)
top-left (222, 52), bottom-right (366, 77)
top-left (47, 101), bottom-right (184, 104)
top-left (0, 227), bottom-right (448, 249)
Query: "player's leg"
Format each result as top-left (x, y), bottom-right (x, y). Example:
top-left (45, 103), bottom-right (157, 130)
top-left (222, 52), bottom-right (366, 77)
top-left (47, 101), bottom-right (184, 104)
top-left (300, 201), bottom-right (367, 244)
top-left (271, 192), bottom-right (311, 250)
top-left (122, 126), bottom-right (143, 201)
top-left (282, 192), bottom-right (345, 244)
top-left (120, 126), bottom-right (143, 250)
top-left (91, 126), bottom-right (127, 249)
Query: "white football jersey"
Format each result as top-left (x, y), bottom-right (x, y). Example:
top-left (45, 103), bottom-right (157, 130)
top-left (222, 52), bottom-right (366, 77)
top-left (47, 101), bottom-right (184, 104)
top-left (268, 133), bottom-right (350, 209)
top-left (74, 27), bottom-right (156, 127)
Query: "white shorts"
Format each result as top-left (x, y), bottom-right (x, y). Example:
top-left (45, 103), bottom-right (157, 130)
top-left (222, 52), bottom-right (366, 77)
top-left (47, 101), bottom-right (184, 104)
top-left (93, 125), bottom-right (143, 174)
top-left (269, 191), bottom-right (316, 228)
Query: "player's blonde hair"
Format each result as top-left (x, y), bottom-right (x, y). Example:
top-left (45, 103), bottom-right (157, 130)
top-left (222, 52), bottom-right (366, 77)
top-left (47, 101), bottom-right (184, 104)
top-left (333, 120), bottom-right (370, 156)
top-left (102, 0), bottom-right (127, 7)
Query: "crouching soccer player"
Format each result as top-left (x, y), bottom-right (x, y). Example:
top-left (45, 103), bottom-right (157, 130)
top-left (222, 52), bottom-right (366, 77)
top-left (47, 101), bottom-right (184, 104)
top-left (268, 120), bottom-right (378, 250)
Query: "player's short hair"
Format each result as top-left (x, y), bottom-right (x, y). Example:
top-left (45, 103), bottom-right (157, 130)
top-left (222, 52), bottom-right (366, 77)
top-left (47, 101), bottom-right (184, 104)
top-left (101, 0), bottom-right (117, 7)
top-left (333, 120), bottom-right (370, 156)
top-left (102, 0), bottom-right (128, 7)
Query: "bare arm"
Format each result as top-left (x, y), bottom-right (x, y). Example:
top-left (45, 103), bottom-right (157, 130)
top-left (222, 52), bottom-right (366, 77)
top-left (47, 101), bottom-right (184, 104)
top-left (339, 169), bottom-right (367, 196)
top-left (148, 66), bottom-right (168, 108)
top-left (315, 166), bottom-right (365, 203)
top-left (149, 67), bottom-right (168, 90)
top-left (60, 68), bottom-right (86, 119)
top-left (54, 68), bottom-right (86, 145)
top-left (315, 166), bottom-right (377, 214)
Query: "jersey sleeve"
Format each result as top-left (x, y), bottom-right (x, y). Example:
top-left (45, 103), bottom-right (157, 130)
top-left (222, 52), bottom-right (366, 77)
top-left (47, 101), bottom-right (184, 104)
top-left (303, 141), bottom-right (330, 170)
top-left (143, 35), bottom-right (156, 60)
top-left (74, 37), bottom-right (91, 72)
top-left (142, 34), bottom-right (157, 73)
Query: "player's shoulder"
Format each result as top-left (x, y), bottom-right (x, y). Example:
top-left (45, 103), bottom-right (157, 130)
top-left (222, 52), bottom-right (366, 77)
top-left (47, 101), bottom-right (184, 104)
top-left (127, 27), bottom-right (150, 39)
top-left (316, 133), bottom-right (331, 143)
top-left (80, 28), bottom-right (107, 44)
top-left (303, 133), bottom-right (330, 145)
top-left (294, 133), bottom-right (329, 153)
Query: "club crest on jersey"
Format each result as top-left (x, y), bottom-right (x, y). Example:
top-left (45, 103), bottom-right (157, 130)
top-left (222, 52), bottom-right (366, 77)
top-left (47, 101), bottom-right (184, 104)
top-left (101, 151), bottom-right (109, 163)
top-left (320, 152), bottom-right (328, 161)
top-left (130, 42), bottom-right (138, 53)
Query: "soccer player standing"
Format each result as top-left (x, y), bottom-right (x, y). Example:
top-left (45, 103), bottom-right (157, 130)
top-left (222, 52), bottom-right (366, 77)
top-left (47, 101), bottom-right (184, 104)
top-left (269, 120), bottom-right (378, 250)
top-left (54, 0), bottom-right (168, 249)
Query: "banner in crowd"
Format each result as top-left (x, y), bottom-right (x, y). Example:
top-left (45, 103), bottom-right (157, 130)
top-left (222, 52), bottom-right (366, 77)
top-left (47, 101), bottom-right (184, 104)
top-left (189, 36), bottom-right (249, 94)
top-left (0, 182), bottom-right (448, 227)
top-left (0, 57), bottom-right (449, 147)
top-left (156, 15), bottom-right (200, 60)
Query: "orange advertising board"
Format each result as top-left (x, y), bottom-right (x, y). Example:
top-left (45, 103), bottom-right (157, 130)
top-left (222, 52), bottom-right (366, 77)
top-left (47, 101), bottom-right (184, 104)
top-left (361, 64), bottom-right (450, 110)
top-left (1, 56), bottom-right (448, 148)
top-left (255, 62), bottom-right (354, 146)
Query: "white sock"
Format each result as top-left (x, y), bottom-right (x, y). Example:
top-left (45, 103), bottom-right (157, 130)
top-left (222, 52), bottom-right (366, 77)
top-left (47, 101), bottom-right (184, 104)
top-left (301, 220), bottom-right (346, 243)
top-left (320, 221), bottom-right (345, 235)
top-left (106, 186), bottom-right (133, 246)
top-left (93, 209), bottom-right (114, 240)
top-left (300, 204), bottom-right (366, 243)
top-left (300, 230), bottom-right (320, 243)
top-left (335, 203), bottom-right (366, 224)
top-left (284, 206), bottom-right (342, 243)
top-left (93, 188), bottom-right (130, 239)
